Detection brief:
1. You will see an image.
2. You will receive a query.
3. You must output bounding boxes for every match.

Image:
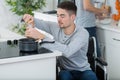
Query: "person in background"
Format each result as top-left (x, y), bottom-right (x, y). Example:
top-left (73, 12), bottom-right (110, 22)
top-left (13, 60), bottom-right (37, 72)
top-left (23, 1), bottom-right (97, 80)
top-left (75, 0), bottom-right (110, 56)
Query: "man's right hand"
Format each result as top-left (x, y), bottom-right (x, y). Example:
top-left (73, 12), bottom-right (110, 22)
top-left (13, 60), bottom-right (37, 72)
top-left (23, 14), bottom-right (34, 27)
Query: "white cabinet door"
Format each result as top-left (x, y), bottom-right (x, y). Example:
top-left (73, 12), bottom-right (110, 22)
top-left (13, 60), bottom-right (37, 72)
top-left (97, 27), bottom-right (120, 80)
top-left (106, 43), bottom-right (120, 80)
top-left (105, 30), bottom-right (120, 80)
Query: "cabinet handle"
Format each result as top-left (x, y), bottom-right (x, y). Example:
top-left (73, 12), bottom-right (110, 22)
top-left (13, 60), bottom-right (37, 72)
top-left (112, 38), bottom-right (120, 41)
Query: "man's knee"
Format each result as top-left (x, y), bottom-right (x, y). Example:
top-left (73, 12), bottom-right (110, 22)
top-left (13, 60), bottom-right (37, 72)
top-left (59, 70), bottom-right (73, 80)
top-left (81, 70), bottom-right (98, 80)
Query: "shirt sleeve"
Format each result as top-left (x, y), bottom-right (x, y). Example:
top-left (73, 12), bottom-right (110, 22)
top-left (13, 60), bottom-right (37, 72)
top-left (34, 18), bottom-right (89, 58)
top-left (40, 28), bottom-right (89, 58)
top-left (34, 18), bottom-right (56, 43)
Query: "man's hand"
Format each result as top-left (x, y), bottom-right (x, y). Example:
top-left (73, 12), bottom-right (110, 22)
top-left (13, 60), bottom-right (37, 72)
top-left (23, 14), bottom-right (34, 27)
top-left (101, 5), bottom-right (111, 17)
top-left (25, 27), bottom-right (45, 41)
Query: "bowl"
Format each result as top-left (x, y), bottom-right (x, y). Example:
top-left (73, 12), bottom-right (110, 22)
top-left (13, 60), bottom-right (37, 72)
top-left (99, 18), bottom-right (112, 25)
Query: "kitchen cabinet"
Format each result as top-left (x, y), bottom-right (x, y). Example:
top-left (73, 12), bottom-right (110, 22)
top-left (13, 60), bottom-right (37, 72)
top-left (0, 50), bottom-right (62, 80)
top-left (96, 23), bottom-right (120, 80)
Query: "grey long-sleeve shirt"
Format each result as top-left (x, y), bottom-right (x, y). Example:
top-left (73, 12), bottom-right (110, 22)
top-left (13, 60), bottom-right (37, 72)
top-left (34, 18), bottom-right (91, 71)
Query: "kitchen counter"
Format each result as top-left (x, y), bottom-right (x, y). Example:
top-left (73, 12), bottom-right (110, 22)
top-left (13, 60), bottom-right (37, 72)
top-left (96, 19), bottom-right (120, 33)
top-left (96, 19), bottom-right (120, 80)
top-left (0, 15), bottom-right (62, 79)
top-left (0, 49), bottom-right (62, 80)
top-left (0, 50), bottom-right (61, 64)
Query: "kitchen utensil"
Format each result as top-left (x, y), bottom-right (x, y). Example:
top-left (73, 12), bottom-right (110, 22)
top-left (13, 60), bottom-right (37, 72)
top-left (19, 38), bottom-right (38, 52)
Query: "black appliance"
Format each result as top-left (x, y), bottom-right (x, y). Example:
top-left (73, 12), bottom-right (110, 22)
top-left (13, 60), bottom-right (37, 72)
top-left (0, 39), bottom-right (53, 59)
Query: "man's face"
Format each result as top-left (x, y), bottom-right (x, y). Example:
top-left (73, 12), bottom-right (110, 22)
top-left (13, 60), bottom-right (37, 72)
top-left (57, 8), bottom-right (74, 28)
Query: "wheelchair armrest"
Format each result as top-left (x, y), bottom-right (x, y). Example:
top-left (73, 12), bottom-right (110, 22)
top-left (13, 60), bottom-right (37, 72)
top-left (95, 57), bottom-right (108, 66)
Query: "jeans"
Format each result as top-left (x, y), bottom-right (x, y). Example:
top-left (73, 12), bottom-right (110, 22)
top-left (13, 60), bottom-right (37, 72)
top-left (59, 70), bottom-right (98, 80)
top-left (85, 26), bottom-right (101, 57)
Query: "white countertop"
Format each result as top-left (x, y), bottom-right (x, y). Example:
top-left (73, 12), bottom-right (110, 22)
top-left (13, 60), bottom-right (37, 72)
top-left (0, 50), bottom-right (62, 64)
top-left (97, 19), bottom-right (120, 33)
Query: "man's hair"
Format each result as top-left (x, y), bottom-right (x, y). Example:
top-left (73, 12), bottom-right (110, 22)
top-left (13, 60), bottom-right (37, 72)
top-left (57, 1), bottom-right (77, 15)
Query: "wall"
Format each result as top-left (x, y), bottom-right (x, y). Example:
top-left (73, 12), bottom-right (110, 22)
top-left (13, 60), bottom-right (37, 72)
top-left (0, 0), bottom-right (20, 28)
top-left (108, 0), bottom-right (117, 14)
top-left (41, 0), bottom-right (58, 11)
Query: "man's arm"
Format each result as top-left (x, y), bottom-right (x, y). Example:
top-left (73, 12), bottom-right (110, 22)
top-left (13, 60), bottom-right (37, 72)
top-left (83, 0), bottom-right (108, 15)
top-left (40, 28), bottom-right (89, 58)
top-left (23, 14), bottom-right (56, 41)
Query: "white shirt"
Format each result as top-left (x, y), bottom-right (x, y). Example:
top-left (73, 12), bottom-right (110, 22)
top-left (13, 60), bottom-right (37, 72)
top-left (75, 0), bottom-right (96, 28)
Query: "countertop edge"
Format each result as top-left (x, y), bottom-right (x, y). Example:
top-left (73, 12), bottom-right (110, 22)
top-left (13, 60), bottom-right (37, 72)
top-left (0, 50), bottom-right (62, 65)
top-left (96, 22), bottom-right (120, 33)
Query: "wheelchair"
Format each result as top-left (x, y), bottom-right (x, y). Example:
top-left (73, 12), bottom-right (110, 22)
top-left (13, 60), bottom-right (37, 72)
top-left (56, 37), bottom-right (108, 80)
top-left (87, 37), bottom-right (108, 80)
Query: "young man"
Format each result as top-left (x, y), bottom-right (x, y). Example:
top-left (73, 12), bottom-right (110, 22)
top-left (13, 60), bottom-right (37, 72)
top-left (23, 1), bottom-right (97, 80)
